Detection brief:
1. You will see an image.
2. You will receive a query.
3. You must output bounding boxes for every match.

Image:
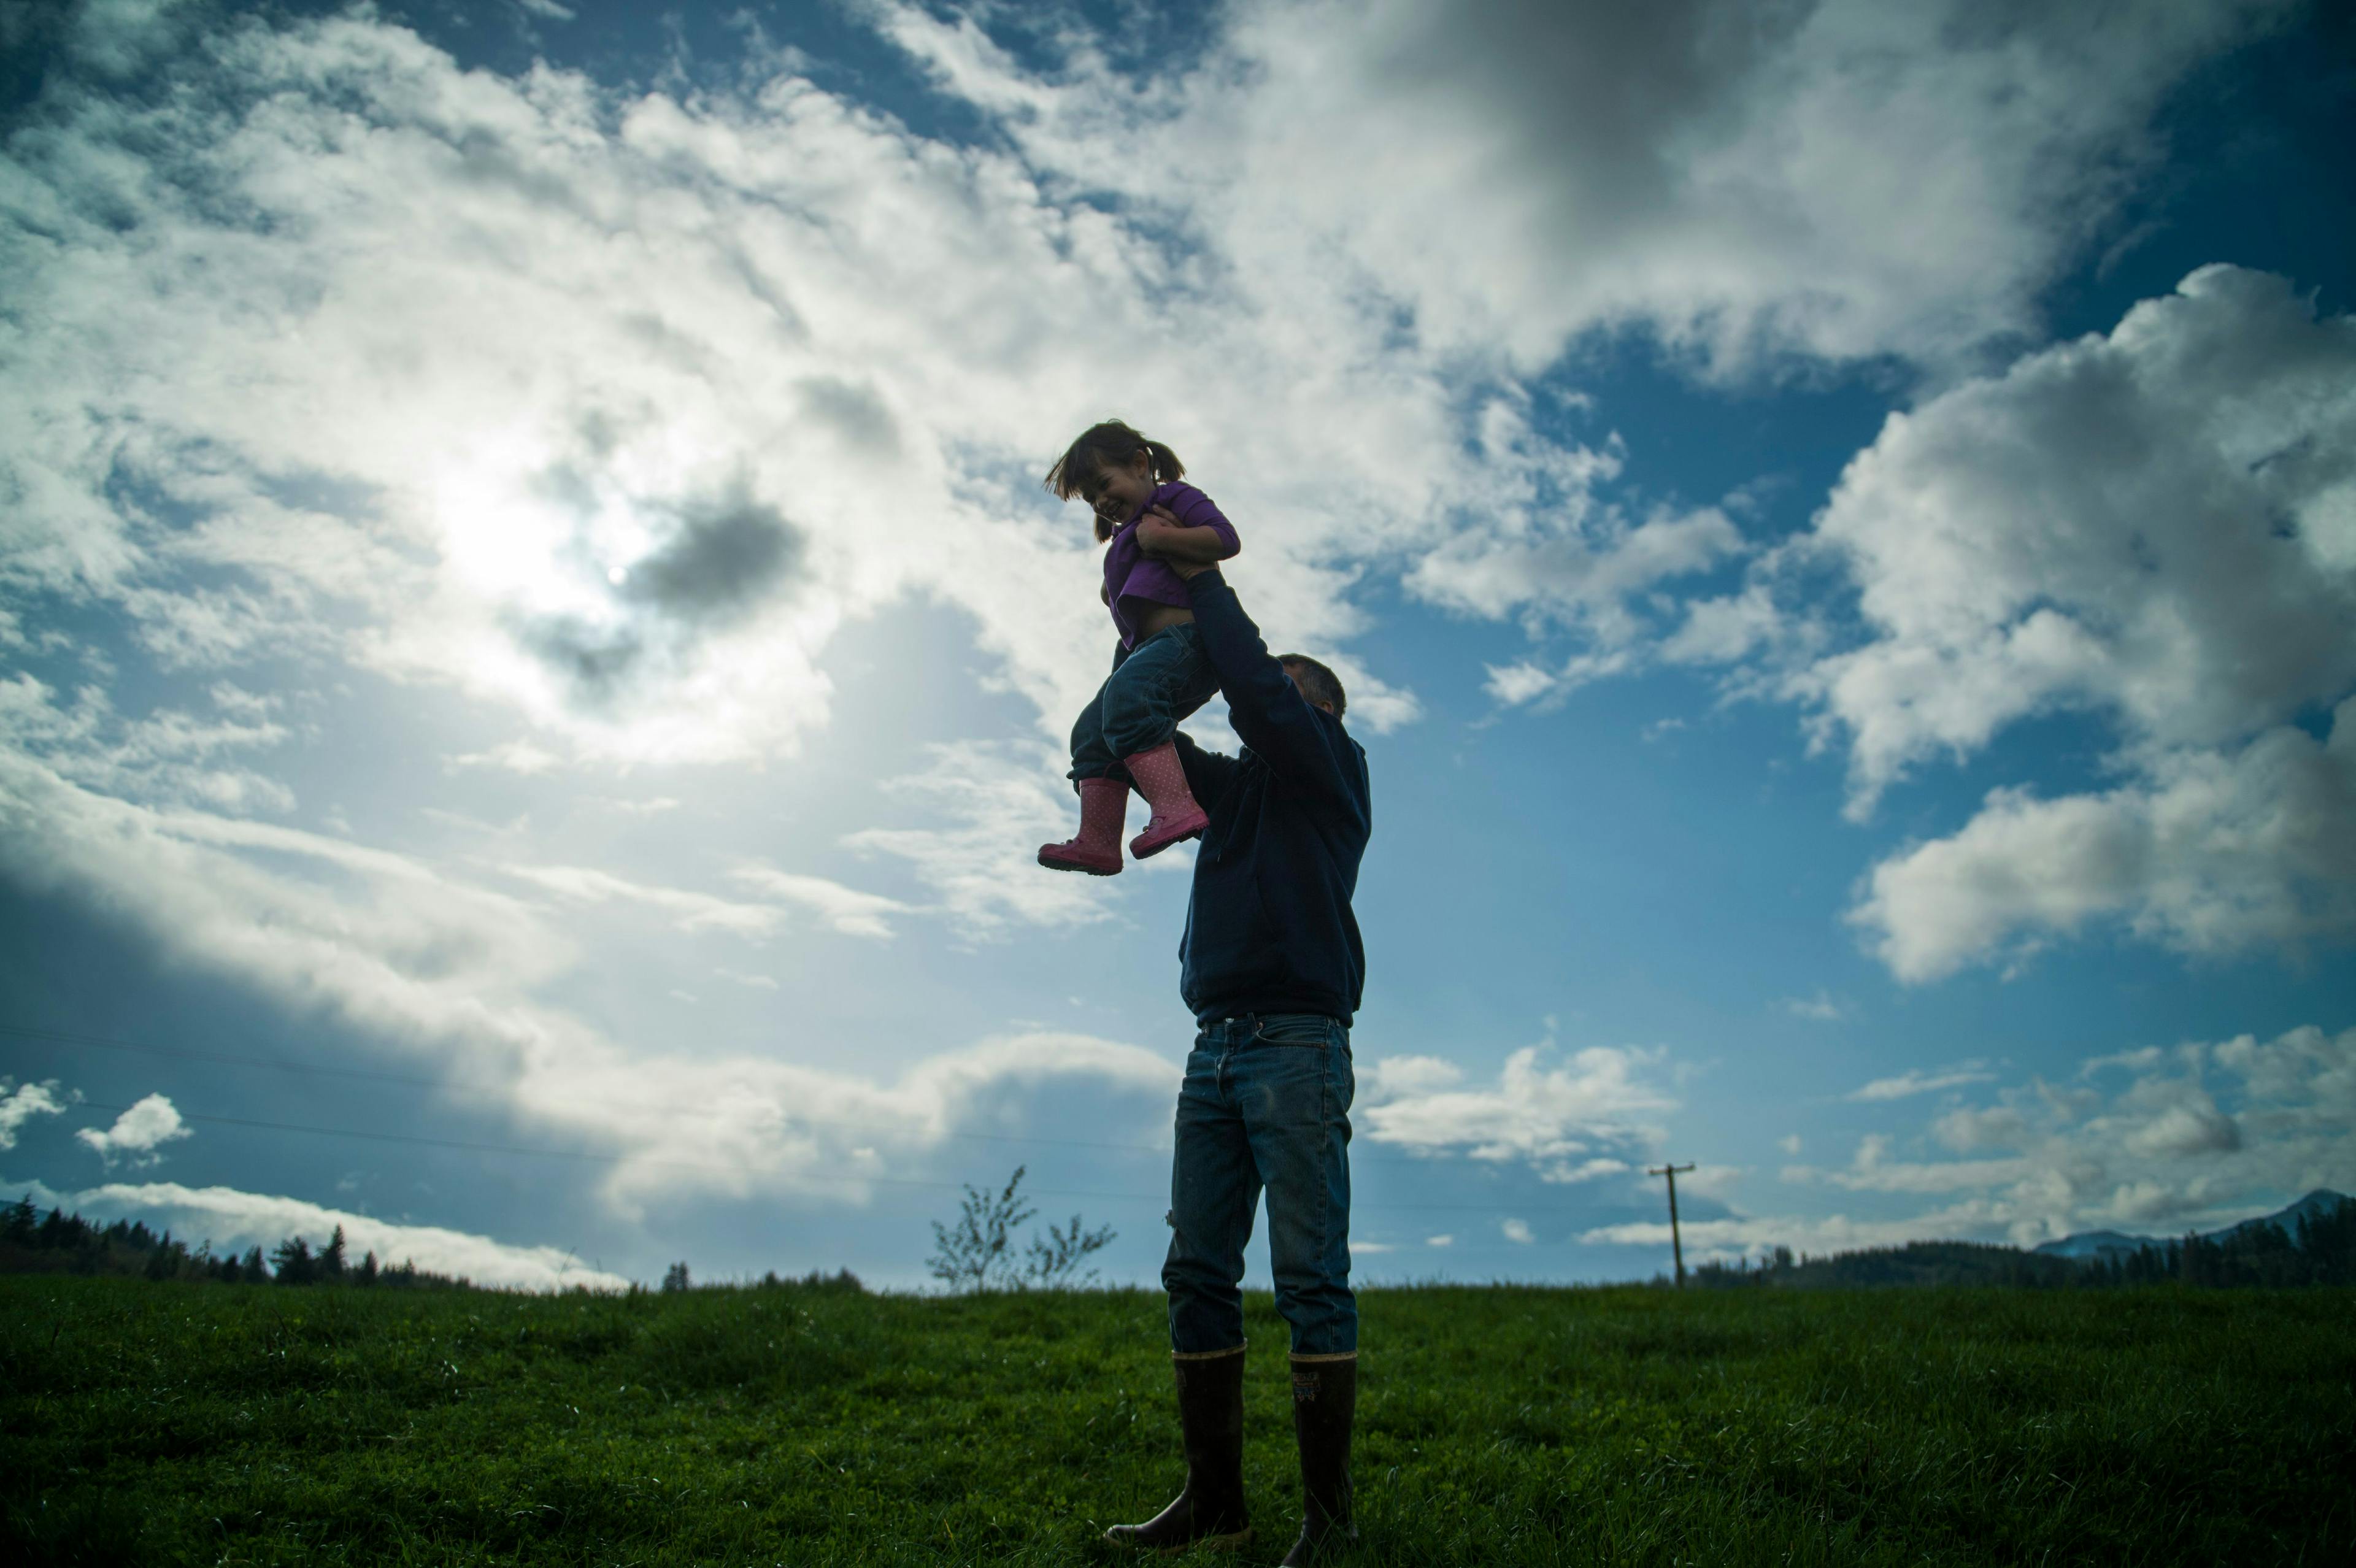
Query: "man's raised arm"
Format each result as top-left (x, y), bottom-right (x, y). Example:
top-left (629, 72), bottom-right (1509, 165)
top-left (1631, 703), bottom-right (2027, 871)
top-left (1172, 729), bottom-right (1239, 810)
top-left (1180, 568), bottom-right (1358, 799)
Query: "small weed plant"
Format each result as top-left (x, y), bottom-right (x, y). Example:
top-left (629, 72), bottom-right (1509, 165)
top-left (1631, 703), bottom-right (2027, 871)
top-left (926, 1165), bottom-right (1116, 1293)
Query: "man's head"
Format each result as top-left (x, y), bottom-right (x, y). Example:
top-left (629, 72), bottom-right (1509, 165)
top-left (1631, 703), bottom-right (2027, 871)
top-left (1280, 655), bottom-right (1345, 718)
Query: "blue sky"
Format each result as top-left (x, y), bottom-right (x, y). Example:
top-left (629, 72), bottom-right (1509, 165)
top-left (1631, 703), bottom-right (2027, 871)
top-left (1, 0), bottom-right (2351, 1291)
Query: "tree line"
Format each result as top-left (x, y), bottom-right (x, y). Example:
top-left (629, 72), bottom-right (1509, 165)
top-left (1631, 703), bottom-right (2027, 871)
top-left (2, 1196), bottom-right (472, 1289)
top-left (2, 1197), bottom-right (868, 1294)
top-left (17, 1185), bottom-right (2348, 1295)
top-left (1685, 1196), bottom-right (2356, 1289)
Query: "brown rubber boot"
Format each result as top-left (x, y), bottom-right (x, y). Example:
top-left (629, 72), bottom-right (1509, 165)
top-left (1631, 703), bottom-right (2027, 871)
top-left (1280, 1356), bottom-right (1357, 1566)
top-left (1104, 1345), bottom-right (1252, 1553)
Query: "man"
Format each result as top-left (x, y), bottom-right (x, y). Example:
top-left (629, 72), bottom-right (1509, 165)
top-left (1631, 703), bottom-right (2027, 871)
top-left (1104, 510), bottom-right (1371, 1566)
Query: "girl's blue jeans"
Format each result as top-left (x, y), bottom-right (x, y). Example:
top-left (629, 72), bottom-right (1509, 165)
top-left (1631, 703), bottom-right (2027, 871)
top-left (1164, 1012), bottom-right (1358, 1358)
top-left (1070, 622), bottom-right (1220, 778)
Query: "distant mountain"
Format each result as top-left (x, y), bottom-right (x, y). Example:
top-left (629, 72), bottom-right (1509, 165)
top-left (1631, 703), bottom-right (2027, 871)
top-left (2033, 1189), bottom-right (2349, 1261)
top-left (2033, 1229), bottom-right (2152, 1262)
top-left (1685, 1189), bottom-right (2356, 1291)
top-left (2207, 1188), bottom-right (2349, 1242)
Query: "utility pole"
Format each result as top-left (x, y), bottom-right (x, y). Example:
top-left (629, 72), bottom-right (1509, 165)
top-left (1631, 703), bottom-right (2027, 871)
top-left (1648, 1163), bottom-right (1695, 1288)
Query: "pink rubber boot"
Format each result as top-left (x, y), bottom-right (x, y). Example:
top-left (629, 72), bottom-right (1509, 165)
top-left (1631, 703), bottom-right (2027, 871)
top-left (1124, 741), bottom-right (1210, 859)
top-left (1038, 777), bottom-right (1130, 875)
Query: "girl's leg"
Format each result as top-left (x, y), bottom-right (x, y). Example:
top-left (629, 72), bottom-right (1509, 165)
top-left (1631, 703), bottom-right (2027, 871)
top-left (1040, 683), bottom-right (1130, 874)
top-left (1068, 681), bottom-right (1123, 782)
top-left (1104, 628), bottom-right (1217, 858)
top-left (1099, 626), bottom-right (1218, 760)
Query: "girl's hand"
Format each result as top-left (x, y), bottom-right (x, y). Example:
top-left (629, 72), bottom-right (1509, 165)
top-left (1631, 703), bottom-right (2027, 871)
top-left (1136, 505), bottom-right (1215, 578)
top-left (1134, 505), bottom-right (1182, 554)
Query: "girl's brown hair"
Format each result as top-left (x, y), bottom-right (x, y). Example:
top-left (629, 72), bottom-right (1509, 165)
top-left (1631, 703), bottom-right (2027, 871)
top-left (1045, 420), bottom-right (1185, 541)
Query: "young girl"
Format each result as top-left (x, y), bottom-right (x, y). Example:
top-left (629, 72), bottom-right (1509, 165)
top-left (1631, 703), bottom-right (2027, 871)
top-left (1037, 420), bottom-right (1240, 875)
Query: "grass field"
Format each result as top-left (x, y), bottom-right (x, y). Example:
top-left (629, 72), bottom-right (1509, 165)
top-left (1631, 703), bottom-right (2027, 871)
top-left (4, 1276), bottom-right (2349, 1566)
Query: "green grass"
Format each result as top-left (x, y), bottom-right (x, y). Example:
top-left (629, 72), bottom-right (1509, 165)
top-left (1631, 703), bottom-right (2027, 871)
top-left (4, 1277), bottom-right (2349, 1566)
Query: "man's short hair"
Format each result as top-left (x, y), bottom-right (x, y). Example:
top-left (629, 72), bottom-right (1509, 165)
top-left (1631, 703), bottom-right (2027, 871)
top-left (1279, 655), bottom-right (1346, 718)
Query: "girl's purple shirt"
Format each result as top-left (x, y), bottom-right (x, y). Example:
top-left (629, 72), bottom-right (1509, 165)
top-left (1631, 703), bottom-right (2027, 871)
top-left (1101, 482), bottom-right (1241, 647)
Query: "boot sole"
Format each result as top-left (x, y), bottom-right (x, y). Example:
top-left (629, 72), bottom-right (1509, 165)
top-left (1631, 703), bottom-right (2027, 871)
top-left (1037, 850), bottom-right (1122, 875)
top-left (1102, 1526), bottom-right (1254, 1555)
top-left (1128, 821), bottom-right (1206, 861)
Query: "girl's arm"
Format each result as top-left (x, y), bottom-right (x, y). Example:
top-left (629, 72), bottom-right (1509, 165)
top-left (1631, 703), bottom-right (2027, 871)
top-left (1134, 494), bottom-right (1240, 564)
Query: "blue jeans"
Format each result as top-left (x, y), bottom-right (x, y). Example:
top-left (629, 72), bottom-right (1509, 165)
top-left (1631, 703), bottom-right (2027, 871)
top-left (1164, 1013), bottom-right (1357, 1358)
top-left (1070, 623), bottom-right (1220, 780)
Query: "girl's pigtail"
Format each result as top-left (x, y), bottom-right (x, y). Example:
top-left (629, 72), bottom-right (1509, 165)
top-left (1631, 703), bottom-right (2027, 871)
top-left (1144, 440), bottom-right (1185, 485)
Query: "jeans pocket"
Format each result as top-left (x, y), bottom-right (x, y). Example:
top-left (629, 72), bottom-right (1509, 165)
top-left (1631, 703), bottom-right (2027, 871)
top-left (1255, 1013), bottom-right (1334, 1048)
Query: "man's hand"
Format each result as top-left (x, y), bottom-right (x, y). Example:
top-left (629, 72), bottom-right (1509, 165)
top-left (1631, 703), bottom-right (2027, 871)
top-left (1134, 505), bottom-right (1219, 579)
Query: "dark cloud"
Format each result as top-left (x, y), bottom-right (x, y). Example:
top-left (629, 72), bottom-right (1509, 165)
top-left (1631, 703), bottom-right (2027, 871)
top-left (515, 474), bottom-right (808, 700)
top-left (520, 615), bottom-right (645, 698)
top-left (1355, 0), bottom-right (1796, 228)
top-left (618, 483), bottom-right (807, 621)
top-left (797, 377), bottom-right (901, 456)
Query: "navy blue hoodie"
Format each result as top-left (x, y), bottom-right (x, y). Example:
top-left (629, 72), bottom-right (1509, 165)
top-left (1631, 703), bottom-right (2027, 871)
top-left (1167, 568), bottom-right (1371, 1024)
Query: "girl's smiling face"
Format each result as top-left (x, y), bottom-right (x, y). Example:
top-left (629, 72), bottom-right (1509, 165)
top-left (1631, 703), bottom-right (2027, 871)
top-left (1080, 448), bottom-right (1157, 533)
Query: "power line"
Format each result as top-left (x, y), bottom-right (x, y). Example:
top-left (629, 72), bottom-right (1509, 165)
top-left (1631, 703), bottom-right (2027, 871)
top-left (60, 1097), bottom-right (1580, 1218)
top-left (2, 1022), bottom-right (445, 1089)
top-left (1, 1020), bottom-right (1168, 1156)
top-left (17, 1020), bottom-right (1620, 1217)
top-left (67, 1101), bottom-right (1153, 1204)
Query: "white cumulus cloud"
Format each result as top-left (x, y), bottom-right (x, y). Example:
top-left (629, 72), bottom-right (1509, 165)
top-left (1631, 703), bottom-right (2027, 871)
top-left (1666, 266), bottom-right (2356, 982)
top-left (0, 1081), bottom-right (69, 1150)
top-left (75, 1093), bottom-right (191, 1166)
top-left (1851, 706), bottom-right (2356, 981)
top-left (1360, 1036), bottom-right (1674, 1179)
top-left (886, 0), bottom-right (2292, 373)
top-left (1690, 1023), bottom-right (2355, 1253)
top-left (1801, 267), bottom-right (2356, 810)
top-left (64, 1179), bottom-right (628, 1291)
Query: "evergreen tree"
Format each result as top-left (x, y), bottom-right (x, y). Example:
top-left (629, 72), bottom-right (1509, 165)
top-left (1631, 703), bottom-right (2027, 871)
top-left (2298, 1201), bottom-right (2356, 1285)
top-left (271, 1236), bottom-right (314, 1285)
